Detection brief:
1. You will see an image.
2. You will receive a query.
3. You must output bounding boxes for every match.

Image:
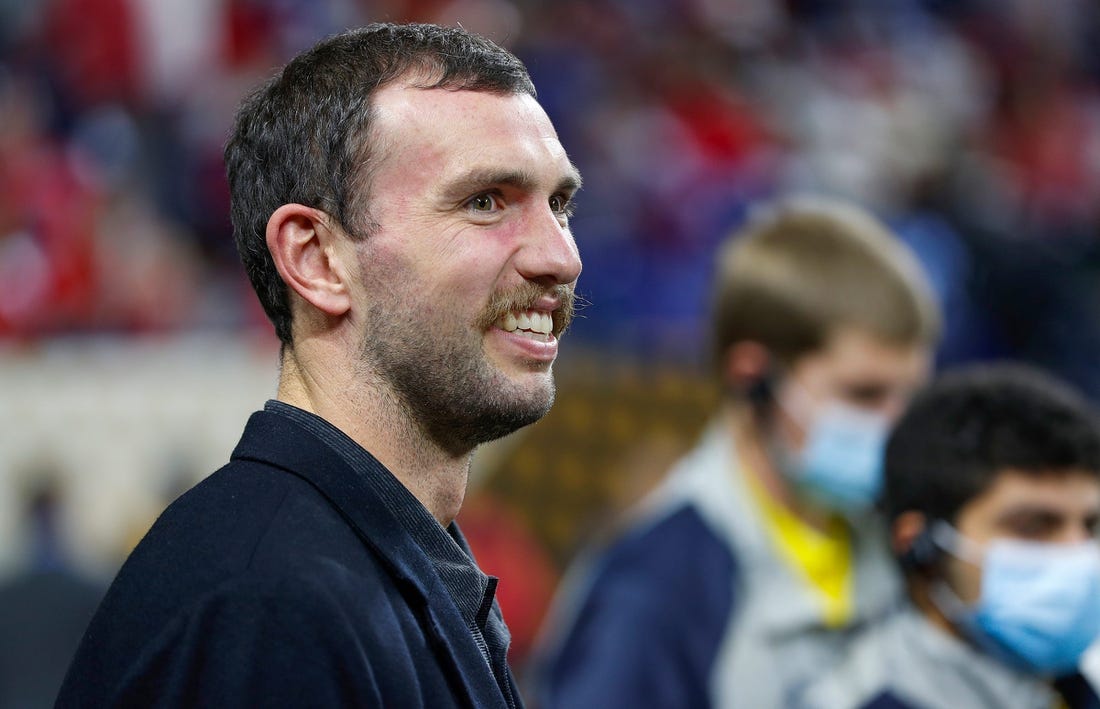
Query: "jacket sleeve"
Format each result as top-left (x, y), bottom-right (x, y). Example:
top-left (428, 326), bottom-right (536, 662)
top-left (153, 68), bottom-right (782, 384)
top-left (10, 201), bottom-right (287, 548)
top-left (105, 572), bottom-right (384, 708)
top-left (538, 506), bottom-right (739, 709)
top-left (1054, 672), bottom-right (1100, 709)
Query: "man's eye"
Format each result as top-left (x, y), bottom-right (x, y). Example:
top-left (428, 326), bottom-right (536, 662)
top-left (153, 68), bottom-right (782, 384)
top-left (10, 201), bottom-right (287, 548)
top-left (841, 384), bottom-right (891, 407)
top-left (1002, 512), bottom-right (1061, 540)
top-left (550, 194), bottom-right (575, 217)
top-left (467, 193), bottom-right (498, 212)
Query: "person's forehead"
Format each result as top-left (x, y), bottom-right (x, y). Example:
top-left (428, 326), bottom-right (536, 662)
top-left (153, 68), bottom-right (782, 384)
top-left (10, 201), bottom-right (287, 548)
top-left (368, 82), bottom-right (572, 183)
top-left (964, 468), bottom-right (1100, 520)
top-left (801, 327), bottom-right (932, 381)
top-left (827, 327), bottom-right (929, 361)
top-left (373, 79), bottom-right (541, 119)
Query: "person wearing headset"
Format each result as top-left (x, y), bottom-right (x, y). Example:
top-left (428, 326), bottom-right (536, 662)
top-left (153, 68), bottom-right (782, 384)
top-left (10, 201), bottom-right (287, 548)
top-left (537, 197), bottom-right (941, 708)
top-left (797, 363), bottom-right (1100, 709)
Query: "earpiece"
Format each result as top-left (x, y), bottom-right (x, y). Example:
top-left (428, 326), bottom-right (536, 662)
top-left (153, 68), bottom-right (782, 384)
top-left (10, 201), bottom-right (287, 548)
top-left (899, 525), bottom-right (941, 571)
top-left (747, 373), bottom-right (775, 408)
top-left (724, 342), bottom-right (775, 409)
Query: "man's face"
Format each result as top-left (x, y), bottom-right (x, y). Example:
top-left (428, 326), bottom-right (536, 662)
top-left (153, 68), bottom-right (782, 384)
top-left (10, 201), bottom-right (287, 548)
top-left (777, 326), bottom-right (932, 447)
top-left (345, 82), bottom-right (582, 454)
top-left (944, 469), bottom-right (1100, 604)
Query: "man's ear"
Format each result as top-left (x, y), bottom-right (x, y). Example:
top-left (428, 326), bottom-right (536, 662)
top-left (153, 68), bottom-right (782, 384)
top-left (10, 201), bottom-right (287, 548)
top-left (266, 203), bottom-right (352, 319)
top-left (893, 511), bottom-right (926, 554)
top-left (894, 511), bottom-right (937, 571)
top-left (723, 341), bottom-right (772, 398)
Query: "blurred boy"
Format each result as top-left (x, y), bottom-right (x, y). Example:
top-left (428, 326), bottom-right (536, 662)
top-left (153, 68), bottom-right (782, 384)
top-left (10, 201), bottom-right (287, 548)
top-left (798, 364), bottom-right (1100, 708)
top-left (537, 198), bottom-right (941, 707)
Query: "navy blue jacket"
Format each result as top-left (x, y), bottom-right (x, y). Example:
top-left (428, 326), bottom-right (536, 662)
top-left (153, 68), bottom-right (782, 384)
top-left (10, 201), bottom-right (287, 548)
top-left (57, 410), bottom-right (521, 708)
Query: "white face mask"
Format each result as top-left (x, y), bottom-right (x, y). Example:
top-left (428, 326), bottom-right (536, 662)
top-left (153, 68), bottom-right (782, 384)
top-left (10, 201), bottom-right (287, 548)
top-left (929, 522), bottom-right (1100, 676)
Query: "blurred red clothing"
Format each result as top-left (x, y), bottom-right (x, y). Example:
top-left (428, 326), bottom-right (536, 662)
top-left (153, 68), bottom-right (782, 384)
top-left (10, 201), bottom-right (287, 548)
top-left (43, 0), bottom-right (140, 107)
top-left (458, 494), bottom-right (559, 668)
top-left (0, 134), bottom-right (98, 336)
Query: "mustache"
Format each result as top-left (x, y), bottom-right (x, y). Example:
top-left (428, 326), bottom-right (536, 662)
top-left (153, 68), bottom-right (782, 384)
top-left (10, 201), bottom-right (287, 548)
top-left (478, 282), bottom-right (577, 338)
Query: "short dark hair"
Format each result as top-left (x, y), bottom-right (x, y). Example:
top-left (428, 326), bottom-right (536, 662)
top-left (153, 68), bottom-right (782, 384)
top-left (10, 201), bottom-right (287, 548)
top-left (224, 23), bottom-right (537, 345)
top-left (883, 363), bottom-right (1100, 525)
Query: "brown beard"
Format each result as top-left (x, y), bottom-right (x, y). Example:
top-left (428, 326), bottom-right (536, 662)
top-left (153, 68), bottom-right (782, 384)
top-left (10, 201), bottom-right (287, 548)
top-left (361, 279), bottom-right (575, 456)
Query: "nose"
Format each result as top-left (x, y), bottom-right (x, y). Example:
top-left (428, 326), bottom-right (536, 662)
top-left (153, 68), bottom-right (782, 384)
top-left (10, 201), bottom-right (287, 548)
top-left (881, 398), bottom-right (907, 424)
top-left (878, 388), bottom-right (916, 424)
top-left (514, 205), bottom-right (582, 286)
top-left (1064, 523), bottom-right (1097, 545)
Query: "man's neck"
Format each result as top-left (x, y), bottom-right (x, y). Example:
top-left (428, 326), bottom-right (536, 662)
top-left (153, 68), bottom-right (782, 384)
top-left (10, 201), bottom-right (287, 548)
top-left (277, 345), bottom-right (472, 526)
top-left (910, 577), bottom-right (967, 640)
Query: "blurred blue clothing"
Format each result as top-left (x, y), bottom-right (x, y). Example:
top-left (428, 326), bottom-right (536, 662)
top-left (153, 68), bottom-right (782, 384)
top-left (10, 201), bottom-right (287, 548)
top-left (538, 505), bottom-right (736, 709)
top-left (794, 606), bottom-right (1100, 709)
top-left (536, 422), bottom-right (901, 708)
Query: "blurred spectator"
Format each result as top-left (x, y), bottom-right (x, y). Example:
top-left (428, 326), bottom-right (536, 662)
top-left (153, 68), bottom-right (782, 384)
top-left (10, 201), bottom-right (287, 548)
top-left (797, 363), bottom-right (1100, 708)
top-left (0, 72), bottom-right (98, 335)
top-left (534, 197), bottom-right (941, 707)
top-left (0, 0), bottom-right (1098, 391)
top-left (0, 477), bottom-right (104, 709)
top-left (5, 0), bottom-right (1100, 697)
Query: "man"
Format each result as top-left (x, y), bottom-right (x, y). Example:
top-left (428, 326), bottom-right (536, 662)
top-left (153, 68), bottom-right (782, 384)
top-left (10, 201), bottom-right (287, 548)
top-left (797, 363), bottom-right (1100, 708)
top-left (537, 198), bottom-right (940, 707)
top-left (58, 23), bottom-right (581, 708)
top-left (0, 482), bottom-right (102, 708)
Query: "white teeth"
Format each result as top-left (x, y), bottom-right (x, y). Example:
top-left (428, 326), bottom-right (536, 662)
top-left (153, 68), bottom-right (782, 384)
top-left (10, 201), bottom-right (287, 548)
top-left (497, 309), bottom-right (553, 336)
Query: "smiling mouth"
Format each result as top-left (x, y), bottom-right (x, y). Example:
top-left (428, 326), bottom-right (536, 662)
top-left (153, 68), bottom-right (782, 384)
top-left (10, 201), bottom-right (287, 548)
top-left (496, 309), bottom-right (553, 342)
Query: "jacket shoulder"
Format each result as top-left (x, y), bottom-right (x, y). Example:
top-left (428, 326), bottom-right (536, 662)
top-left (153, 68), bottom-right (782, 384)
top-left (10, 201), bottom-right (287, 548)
top-left (58, 458), bottom-right (417, 707)
top-left (538, 503), bottom-right (739, 709)
top-left (61, 562), bottom-right (433, 708)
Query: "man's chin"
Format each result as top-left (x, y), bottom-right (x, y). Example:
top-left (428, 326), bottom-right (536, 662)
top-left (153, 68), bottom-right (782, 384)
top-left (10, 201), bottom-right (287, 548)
top-left (418, 372), bottom-right (556, 453)
top-left (482, 376), bottom-right (558, 437)
top-left (504, 371), bottom-right (556, 410)
top-left (485, 401), bottom-right (552, 441)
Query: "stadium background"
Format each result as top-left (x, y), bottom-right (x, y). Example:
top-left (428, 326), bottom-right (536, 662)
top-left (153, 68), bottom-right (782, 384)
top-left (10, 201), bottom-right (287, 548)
top-left (2, 0), bottom-right (1100, 687)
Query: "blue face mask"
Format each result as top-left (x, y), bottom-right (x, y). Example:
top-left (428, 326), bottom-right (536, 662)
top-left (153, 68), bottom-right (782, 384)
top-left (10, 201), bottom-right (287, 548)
top-left (790, 403), bottom-right (889, 511)
top-left (932, 524), bottom-right (1100, 676)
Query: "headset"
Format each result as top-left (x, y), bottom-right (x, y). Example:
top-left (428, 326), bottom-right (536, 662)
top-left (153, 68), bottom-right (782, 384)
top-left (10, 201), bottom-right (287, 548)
top-left (747, 372), bottom-right (776, 409)
top-left (899, 524), bottom-right (943, 572)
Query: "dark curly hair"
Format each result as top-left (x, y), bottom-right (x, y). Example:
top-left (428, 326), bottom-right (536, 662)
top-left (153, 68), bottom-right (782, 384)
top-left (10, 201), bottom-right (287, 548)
top-left (224, 23), bottom-right (536, 345)
top-left (883, 362), bottom-right (1100, 525)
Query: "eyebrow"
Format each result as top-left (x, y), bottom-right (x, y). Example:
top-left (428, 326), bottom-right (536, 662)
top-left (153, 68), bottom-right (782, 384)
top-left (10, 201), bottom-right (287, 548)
top-left (441, 165), bottom-right (583, 201)
top-left (996, 506), bottom-right (1065, 527)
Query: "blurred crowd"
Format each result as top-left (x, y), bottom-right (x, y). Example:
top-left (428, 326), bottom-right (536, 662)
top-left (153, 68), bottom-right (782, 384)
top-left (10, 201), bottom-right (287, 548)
top-left (4, 3), bottom-right (1100, 704)
top-left (3, 0), bottom-right (1100, 392)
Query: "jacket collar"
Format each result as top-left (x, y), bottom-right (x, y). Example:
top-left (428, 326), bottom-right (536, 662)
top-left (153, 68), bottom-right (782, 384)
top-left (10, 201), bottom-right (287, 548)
top-left (230, 408), bottom-right (510, 709)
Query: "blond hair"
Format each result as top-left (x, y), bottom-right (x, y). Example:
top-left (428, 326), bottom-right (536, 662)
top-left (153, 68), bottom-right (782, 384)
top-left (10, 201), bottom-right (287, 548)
top-left (711, 197), bottom-right (941, 370)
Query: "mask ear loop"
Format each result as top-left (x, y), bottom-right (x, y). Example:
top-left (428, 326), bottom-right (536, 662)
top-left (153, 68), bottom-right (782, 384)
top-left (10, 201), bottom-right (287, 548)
top-left (928, 576), bottom-right (971, 620)
top-left (930, 521), bottom-right (986, 566)
top-left (925, 521), bottom-right (988, 623)
top-left (774, 375), bottom-right (815, 434)
top-left (757, 371), bottom-right (813, 483)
